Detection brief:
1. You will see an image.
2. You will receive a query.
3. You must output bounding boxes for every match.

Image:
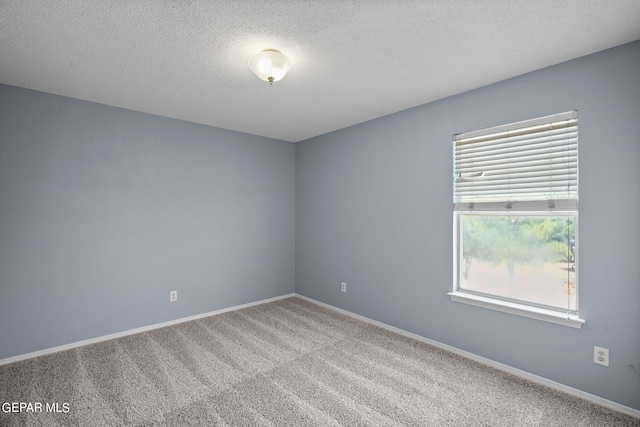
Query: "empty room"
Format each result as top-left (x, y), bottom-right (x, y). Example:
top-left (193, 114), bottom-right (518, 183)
top-left (1, 1), bottom-right (639, 425)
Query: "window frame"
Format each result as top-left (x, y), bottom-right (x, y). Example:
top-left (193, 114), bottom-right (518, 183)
top-left (448, 112), bottom-right (584, 328)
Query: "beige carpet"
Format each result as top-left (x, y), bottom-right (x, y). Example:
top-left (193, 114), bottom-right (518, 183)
top-left (1, 297), bottom-right (637, 426)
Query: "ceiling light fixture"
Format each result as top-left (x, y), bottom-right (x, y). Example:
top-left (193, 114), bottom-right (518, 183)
top-left (248, 49), bottom-right (291, 85)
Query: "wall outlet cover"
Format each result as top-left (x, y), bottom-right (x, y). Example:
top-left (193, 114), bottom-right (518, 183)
top-left (594, 346), bottom-right (609, 367)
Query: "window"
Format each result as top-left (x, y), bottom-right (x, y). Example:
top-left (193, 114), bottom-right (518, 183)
top-left (448, 111), bottom-right (584, 328)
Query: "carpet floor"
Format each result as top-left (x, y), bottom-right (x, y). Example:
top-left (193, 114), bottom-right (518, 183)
top-left (1, 297), bottom-right (638, 426)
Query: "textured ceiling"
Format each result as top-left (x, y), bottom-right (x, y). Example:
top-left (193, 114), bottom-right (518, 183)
top-left (1, 1), bottom-right (639, 142)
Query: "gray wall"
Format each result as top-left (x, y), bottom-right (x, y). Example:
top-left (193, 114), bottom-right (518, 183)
top-left (0, 85), bottom-right (295, 359)
top-left (296, 41), bottom-right (640, 410)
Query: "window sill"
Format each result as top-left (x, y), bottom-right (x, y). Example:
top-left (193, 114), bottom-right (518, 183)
top-left (447, 291), bottom-right (585, 329)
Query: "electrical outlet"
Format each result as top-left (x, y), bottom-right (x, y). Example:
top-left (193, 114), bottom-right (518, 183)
top-left (170, 290), bottom-right (177, 302)
top-left (594, 346), bottom-right (609, 367)
top-left (341, 282), bottom-right (347, 293)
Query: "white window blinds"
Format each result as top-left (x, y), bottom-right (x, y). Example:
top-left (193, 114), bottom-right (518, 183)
top-left (453, 111), bottom-right (578, 210)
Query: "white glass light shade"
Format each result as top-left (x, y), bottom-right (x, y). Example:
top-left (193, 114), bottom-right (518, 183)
top-left (248, 49), bottom-right (291, 84)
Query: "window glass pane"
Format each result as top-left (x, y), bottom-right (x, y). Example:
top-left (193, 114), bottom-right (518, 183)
top-left (459, 214), bottom-right (576, 311)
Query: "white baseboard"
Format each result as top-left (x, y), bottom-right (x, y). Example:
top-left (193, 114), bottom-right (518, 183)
top-left (0, 293), bottom-right (296, 366)
top-left (295, 294), bottom-right (640, 420)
